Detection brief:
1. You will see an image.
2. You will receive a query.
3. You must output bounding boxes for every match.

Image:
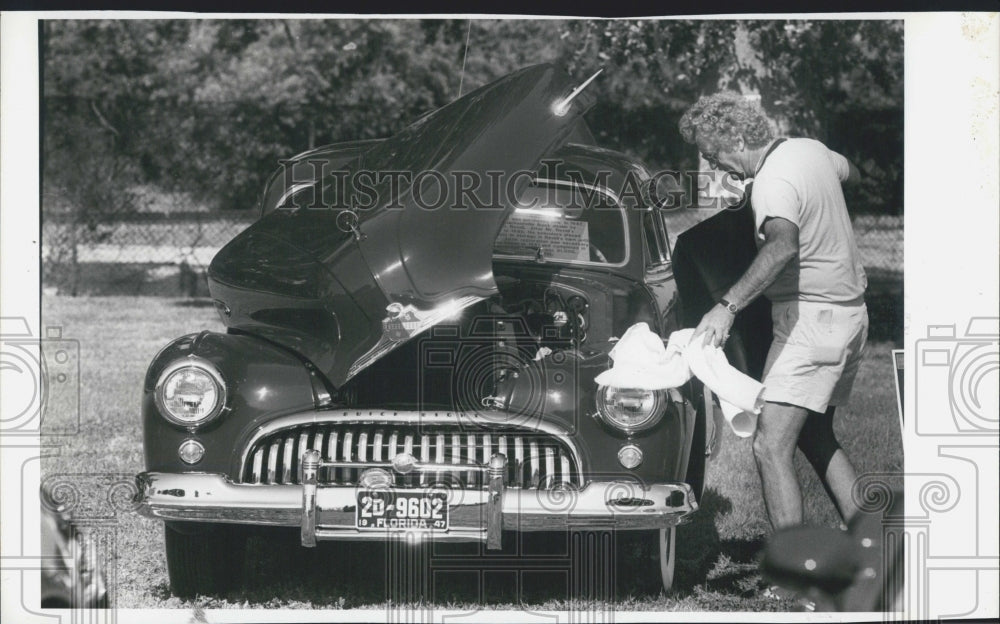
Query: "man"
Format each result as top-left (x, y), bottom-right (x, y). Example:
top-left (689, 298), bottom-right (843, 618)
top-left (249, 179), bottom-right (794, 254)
top-left (678, 92), bottom-right (868, 530)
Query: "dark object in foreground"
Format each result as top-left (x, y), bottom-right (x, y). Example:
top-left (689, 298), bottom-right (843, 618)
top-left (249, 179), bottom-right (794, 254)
top-left (671, 187), bottom-right (772, 381)
top-left (133, 64), bottom-right (752, 599)
top-left (761, 489), bottom-right (904, 611)
top-left (40, 487), bottom-right (108, 609)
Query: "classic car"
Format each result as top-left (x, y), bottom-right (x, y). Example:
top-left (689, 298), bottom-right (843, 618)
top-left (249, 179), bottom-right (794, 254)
top-left (134, 64), bottom-right (734, 598)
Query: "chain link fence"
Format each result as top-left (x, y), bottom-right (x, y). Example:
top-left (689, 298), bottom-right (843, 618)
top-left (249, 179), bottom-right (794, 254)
top-left (41, 207), bottom-right (902, 292)
top-left (41, 205), bottom-right (901, 342)
top-left (42, 210), bottom-right (255, 297)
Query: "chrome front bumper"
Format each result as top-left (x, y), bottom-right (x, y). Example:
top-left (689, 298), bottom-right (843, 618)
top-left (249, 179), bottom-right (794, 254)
top-left (135, 453), bottom-right (697, 550)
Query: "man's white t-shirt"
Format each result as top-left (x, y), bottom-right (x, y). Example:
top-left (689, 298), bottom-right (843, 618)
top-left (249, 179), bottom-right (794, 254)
top-left (751, 138), bottom-right (867, 303)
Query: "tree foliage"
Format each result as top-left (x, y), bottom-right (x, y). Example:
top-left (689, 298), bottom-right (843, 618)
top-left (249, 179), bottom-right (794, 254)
top-left (42, 18), bottom-right (902, 214)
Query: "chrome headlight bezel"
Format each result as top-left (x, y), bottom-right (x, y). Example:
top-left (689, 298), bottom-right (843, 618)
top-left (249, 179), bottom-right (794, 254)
top-left (595, 385), bottom-right (669, 434)
top-left (153, 358), bottom-right (227, 430)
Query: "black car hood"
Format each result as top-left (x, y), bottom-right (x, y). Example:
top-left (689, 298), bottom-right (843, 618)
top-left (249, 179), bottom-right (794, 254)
top-left (209, 64), bottom-right (595, 388)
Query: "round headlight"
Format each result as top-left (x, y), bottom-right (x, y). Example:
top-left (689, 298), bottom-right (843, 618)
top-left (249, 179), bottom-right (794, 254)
top-left (154, 360), bottom-right (226, 429)
top-left (595, 386), bottom-right (667, 433)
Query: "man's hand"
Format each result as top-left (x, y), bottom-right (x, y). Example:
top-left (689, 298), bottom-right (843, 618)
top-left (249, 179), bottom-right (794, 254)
top-left (693, 303), bottom-right (737, 348)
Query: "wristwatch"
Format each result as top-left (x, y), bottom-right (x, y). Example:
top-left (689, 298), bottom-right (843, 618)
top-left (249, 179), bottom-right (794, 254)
top-left (719, 298), bottom-right (739, 314)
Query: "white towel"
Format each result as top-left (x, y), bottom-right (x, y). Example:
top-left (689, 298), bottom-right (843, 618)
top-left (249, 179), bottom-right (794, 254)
top-left (596, 324), bottom-right (764, 437)
top-left (673, 329), bottom-right (765, 437)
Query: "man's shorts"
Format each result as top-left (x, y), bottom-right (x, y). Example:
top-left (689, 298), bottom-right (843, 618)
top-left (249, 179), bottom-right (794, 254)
top-left (761, 299), bottom-right (869, 413)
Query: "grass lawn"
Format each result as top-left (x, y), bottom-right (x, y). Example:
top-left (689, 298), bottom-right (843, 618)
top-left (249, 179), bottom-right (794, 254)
top-left (40, 295), bottom-right (903, 612)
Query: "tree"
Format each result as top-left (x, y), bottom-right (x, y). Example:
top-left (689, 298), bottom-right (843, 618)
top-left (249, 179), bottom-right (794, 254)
top-left (42, 18), bottom-right (902, 214)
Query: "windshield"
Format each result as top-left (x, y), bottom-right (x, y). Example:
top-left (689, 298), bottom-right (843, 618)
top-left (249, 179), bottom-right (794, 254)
top-left (493, 179), bottom-right (628, 266)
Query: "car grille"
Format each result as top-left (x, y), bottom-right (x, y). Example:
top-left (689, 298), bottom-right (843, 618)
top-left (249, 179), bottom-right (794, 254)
top-left (240, 423), bottom-right (581, 490)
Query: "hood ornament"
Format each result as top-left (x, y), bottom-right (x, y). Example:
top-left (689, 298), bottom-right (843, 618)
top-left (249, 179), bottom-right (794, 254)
top-left (553, 68), bottom-right (603, 117)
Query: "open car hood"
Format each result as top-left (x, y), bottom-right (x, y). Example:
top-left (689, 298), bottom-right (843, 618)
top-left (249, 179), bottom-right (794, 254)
top-left (209, 64), bottom-right (595, 387)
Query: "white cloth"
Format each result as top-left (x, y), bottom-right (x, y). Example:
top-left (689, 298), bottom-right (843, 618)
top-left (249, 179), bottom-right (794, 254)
top-left (674, 328), bottom-right (764, 437)
top-left (594, 323), bottom-right (690, 390)
top-left (595, 323), bottom-right (764, 437)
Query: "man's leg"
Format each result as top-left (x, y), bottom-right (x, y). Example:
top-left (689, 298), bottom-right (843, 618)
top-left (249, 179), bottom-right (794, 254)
top-left (752, 401), bottom-right (810, 529)
top-left (797, 406), bottom-right (859, 524)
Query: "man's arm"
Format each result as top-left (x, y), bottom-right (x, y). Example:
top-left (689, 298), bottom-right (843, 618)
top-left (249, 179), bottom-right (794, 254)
top-left (830, 149), bottom-right (862, 185)
top-left (693, 217), bottom-right (799, 347)
top-left (844, 159), bottom-right (862, 185)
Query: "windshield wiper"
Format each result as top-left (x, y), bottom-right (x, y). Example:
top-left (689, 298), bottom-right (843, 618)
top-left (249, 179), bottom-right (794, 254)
top-left (495, 245), bottom-right (548, 263)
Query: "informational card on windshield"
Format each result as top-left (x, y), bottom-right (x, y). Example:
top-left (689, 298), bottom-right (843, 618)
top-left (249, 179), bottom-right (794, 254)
top-left (496, 214), bottom-right (590, 261)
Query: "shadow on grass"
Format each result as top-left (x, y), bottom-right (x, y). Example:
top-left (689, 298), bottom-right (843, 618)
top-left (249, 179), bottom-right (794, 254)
top-left (672, 487), bottom-right (732, 591)
top-left (195, 487), bottom-right (753, 608)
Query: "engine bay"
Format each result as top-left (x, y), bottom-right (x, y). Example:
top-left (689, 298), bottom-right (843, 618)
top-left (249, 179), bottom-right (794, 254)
top-left (337, 271), bottom-right (620, 411)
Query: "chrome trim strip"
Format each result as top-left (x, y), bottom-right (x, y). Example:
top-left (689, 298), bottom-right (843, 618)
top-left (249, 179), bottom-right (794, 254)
top-left (529, 441), bottom-right (540, 488)
top-left (545, 446), bottom-right (555, 489)
top-left (314, 459), bottom-right (488, 472)
top-left (435, 433), bottom-right (445, 485)
top-left (266, 441), bottom-right (279, 484)
top-left (275, 182), bottom-right (317, 209)
top-left (466, 433), bottom-right (476, 485)
top-left (372, 431), bottom-right (383, 462)
top-left (251, 448), bottom-right (263, 484)
top-left (342, 431), bottom-right (353, 483)
top-left (387, 431), bottom-right (398, 464)
top-left (281, 436), bottom-right (294, 483)
top-left (357, 431), bottom-right (368, 463)
top-left (327, 430), bottom-right (339, 482)
top-left (420, 434), bottom-right (430, 486)
top-left (513, 437), bottom-right (524, 488)
top-left (298, 431), bottom-right (310, 462)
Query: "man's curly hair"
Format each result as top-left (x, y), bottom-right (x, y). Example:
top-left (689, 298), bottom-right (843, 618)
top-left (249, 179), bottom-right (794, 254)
top-left (678, 92), bottom-right (774, 150)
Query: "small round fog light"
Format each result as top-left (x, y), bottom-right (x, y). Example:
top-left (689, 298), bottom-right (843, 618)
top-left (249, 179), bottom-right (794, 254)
top-left (178, 439), bottom-right (205, 465)
top-left (618, 444), bottom-right (643, 469)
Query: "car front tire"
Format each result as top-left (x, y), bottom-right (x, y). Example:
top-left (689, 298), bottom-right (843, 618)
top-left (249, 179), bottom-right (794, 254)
top-left (164, 523), bottom-right (246, 598)
top-left (614, 525), bottom-right (677, 595)
top-left (657, 526), bottom-right (677, 592)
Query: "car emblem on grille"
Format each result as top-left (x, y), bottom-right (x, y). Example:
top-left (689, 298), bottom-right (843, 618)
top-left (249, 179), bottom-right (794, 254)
top-left (391, 452), bottom-right (417, 474)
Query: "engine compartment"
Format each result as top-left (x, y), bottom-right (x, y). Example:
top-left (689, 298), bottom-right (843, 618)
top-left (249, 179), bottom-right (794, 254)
top-left (336, 268), bottom-right (635, 411)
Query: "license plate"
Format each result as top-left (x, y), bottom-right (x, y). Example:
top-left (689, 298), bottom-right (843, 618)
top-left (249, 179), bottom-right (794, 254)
top-left (356, 490), bottom-right (449, 531)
